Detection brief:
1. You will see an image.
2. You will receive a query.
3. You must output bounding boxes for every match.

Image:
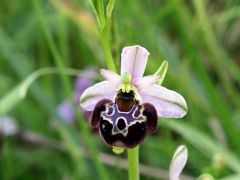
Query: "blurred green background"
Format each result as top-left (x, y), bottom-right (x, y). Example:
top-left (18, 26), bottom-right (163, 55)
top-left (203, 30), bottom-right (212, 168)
top-left (0, 0), bottom-right (240, 179)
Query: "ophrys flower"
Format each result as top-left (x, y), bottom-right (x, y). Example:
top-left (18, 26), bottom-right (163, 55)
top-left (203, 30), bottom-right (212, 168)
top-left (80, 45), bottom-right (187, 148)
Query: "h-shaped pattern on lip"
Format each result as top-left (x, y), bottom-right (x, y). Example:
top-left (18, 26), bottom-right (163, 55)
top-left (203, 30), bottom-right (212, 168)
top-left (101, 102), bottom-right (146, 137)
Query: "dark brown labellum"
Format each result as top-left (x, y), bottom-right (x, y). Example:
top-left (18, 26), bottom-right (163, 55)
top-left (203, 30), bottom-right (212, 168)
top-left (91, 91), bottom-right (158, 148)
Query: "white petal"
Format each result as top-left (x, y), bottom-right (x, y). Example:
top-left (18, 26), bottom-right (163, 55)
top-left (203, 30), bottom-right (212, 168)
top-left (133, 75), bottom-right (161, 91)
top-left (100, 69), bottom-right (121, 86)
top-left (140, 85), bottom-right (187, 118)
top-left (121, 45), bottom-right (149, 80)
top-left (169, 145), bottom-right (188, 180)
top-left (80, 81), bottom-right (116, 111)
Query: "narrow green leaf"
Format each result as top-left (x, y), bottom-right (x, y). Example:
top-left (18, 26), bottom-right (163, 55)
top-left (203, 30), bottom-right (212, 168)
top-left (96, 0), bottom-right (106, 27)
top-left (0, 84), bottom-right (22, 116)
top-left (85, 0), bottom-right (101, 28)
top-left (106, 0), bottom-right (115, 18)
top-left (103, 0), bottom-right (115, 37)
top-left (154, 60), bottom-right (168, 86)
top-left (0, 68), bottom-right (80, 115)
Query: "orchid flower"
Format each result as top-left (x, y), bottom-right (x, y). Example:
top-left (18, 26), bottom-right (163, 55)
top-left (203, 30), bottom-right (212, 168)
top-left (169, 145), bottom-right (188, 180)
top-left (80, 45), bottom-right (187, 148)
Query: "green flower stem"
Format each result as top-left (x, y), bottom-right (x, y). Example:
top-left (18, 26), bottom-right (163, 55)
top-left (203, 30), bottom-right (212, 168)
top-left (101, 33), bottom-right (117, 73)
top-left (33, 1), bottom-right (108, 179)
top-left (86, 2), bottom-right (141, 180)
top-left (128, 146), bottom-right (140, 180)
top-left (84, 0), bottom-right (116, 73)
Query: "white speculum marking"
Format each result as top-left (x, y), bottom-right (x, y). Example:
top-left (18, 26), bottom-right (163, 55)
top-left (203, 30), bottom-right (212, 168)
top-left (100, 103), bottom-right (146, 137)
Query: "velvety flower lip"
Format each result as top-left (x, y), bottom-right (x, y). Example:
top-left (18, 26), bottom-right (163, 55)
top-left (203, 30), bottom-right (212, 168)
top-left (80, 45), bottom-right (187, 119)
